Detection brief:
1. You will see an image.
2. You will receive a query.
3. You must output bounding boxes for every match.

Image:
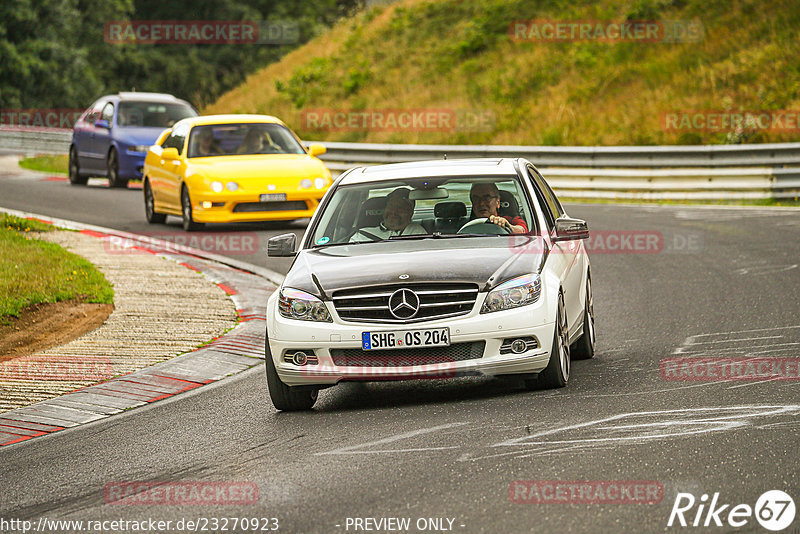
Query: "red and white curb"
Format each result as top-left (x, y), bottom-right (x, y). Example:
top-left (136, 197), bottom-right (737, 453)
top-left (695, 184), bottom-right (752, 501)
top-left (0, 208), bottom-right (284, 447)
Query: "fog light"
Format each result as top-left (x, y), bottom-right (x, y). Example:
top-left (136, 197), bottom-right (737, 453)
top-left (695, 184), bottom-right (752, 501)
top-left (510, 339), bottom-right (528, 354)
top-left (201, 201), bottom-right (212, 209)
top-left (293, 351), bottom-right (308, 365)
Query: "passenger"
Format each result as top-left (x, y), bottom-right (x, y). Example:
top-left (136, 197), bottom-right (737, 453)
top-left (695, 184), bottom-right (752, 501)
top-left (469, 183), bottom-right (528, 234)
top-left (351, 189), bottom-right (427, 242)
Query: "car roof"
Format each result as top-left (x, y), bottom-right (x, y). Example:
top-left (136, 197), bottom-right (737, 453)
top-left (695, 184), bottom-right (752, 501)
top-left (339, 158), bottom-right (520, 185)
top-left (174, 114), bottom-right (286, 127)
top-left (114, 92), bottom-right (185, 102)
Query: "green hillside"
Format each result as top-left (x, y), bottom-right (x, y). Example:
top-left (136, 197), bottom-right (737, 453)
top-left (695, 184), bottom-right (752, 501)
top-left (206, 0), bottom-right (800, 146)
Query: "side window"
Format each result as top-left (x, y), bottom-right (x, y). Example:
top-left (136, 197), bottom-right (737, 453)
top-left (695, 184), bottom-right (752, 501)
top-left (101, 102), bottom-right (114, 124)
top-left (85, 100), bottom-right (105, 124)
top-left (539, 173), bottom-right (565, 218)
top-left (527, 166), bottom-right (556, 231)
top-left (160, 129), bottom-right (174, 149)
top-left (165, 124), bottom-right (190, 155)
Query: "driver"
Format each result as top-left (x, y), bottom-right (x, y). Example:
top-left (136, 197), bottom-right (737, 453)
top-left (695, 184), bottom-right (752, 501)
top-left (351, 189), bottom-right (427, 242)
top-left (194, 128), bottom-right (222, 156)
top-left (469, 183), bottom-right (528, 234)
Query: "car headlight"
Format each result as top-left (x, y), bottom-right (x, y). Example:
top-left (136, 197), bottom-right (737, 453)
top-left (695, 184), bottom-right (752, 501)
top-left (314, 177), bottom-right (327, 189)
top-left (481, 274), bottom-right (541, 313)
top-left (226, 181), bottom-right (238, 191)
top-left (278, 288), bottom-right (332, 322)
top-left (127, 145), bottom-right (150, 153)
top-left (300, 178), bottom-right (313, 189)
top-left (210, 181), bottom-right (224, 193)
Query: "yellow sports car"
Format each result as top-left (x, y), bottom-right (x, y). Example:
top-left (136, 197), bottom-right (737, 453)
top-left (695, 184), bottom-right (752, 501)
top-left (143, 114), bottom-right (332, 231)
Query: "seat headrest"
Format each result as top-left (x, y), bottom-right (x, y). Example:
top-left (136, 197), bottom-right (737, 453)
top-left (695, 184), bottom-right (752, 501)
top-left (356, 196), bottom-right (388, 228)
top-left (498, 190), bottom-right (520, 217)
top-left (434, 201), bottom-right (467, 218)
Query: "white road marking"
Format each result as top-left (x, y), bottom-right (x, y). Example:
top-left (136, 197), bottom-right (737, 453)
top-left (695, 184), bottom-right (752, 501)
top-left (735, 264), bottom-right (797, 275)
top-left (315, 422), bottom-right (469, 455)
top-left (725, 377), bottom-right (784, 389)
top-left (491, 405), bottom-right (800, 448)
top-left (674, 325), bottom-right (800, 357)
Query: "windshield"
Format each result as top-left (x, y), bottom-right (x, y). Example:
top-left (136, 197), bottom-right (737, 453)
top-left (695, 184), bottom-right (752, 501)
top-left (187, 123), bottom-right (306, 158)
top-left (117, 101), bottom-right (196, 127)
top-left (310, 175), bottom-right (536, 246)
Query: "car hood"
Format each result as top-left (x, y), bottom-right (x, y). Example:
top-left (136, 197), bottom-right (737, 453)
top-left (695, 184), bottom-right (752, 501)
top-left (115, 126), bottom-right (169, 146)
top-left (283, 236), bottom-right (547, 297)
top-left (188, 154), bottom-right (327, 180)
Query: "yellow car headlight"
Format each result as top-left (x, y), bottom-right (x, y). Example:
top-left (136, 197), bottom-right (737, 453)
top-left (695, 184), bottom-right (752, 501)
top-left (210, 181), bottom-right (224, 193)
top-left (226, 182), bottom-right (238, 191)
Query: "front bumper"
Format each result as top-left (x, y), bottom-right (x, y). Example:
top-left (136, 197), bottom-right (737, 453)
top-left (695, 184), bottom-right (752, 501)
top-left (119, 152), bottom-right (145, 179)
top-left (266, 291), bottom-right (555, 387)
top-left (190, 190), bottom-right (324, 223)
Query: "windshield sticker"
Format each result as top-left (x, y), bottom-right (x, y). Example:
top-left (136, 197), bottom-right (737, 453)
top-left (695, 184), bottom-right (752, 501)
top-left (317, 236), bottom-right (330, 245)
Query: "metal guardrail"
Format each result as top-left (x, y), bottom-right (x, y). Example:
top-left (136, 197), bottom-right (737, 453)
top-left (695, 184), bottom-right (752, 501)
top-left (1, 128), bottom-right (798, 199)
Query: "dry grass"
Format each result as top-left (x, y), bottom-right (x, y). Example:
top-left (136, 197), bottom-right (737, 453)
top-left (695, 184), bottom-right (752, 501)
top-left (205, 0), bottom-right (800, 146)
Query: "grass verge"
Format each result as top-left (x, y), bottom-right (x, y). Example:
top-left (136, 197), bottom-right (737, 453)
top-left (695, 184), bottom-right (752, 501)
top-left (18, 154), bottom-right (68, 174)
top-left (0, 214), bottom-right (114, 323)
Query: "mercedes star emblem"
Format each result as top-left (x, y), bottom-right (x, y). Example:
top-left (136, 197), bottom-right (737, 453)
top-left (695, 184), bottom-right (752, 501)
top-left (388, 288), bottom-right (420, 319)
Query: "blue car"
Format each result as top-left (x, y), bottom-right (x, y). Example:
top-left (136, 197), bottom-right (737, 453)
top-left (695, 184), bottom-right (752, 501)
top-left (69, 92), bottom-right (197, 188)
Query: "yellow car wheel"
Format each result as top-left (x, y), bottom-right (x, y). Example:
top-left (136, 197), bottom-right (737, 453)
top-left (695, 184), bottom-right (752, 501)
top-left (181, 187), bottom-right (204, 232)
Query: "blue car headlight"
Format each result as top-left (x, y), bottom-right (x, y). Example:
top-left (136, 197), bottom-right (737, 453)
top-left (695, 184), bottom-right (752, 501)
top-left (481, 274), bottom-right (541, 313)
top-left (278, 288), bottom-right (332, 322)
top-left (127, 145), bottom-right (150, 153)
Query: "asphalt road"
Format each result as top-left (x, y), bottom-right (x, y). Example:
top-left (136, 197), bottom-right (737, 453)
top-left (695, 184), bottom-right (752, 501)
top-left (2, 163), bottom-right (800, 533)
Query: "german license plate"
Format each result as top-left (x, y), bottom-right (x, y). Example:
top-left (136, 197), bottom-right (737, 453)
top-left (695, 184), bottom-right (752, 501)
top-left (362, 328), bottom-right (450, 350)
top-left (260, 193), bottom-right (286, 202)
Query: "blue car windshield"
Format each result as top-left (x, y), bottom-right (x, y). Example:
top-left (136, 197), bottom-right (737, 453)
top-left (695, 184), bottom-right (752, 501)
top-left (118, 101), bottom-right (196, 128)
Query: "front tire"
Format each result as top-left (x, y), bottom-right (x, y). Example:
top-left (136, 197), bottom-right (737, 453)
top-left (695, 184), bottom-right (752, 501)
top-left (571, 275), bottom-right (595, 360)
top-left (527, 291), bottom-right (570, 390)
top-left (181, 187), bottom-right (204, 232)
top-left (68, 146), bottom-right (87, 185)
top-left (265, 337), bottom-right (319, 411)
top-left (107, 148), bottom-right (128, 188)
top-left (144, 180), bottom-right (166, 224)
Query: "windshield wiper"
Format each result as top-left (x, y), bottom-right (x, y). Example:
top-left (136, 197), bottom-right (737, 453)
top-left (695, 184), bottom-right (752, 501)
top-left (388, 232), bottom-right (494, 240)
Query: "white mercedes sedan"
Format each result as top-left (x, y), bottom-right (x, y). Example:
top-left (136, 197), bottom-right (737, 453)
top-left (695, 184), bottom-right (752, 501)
top-left (265, 158), bottom-right (594, 410)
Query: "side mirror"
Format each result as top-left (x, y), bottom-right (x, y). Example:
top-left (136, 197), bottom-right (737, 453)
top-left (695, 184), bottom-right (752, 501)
top-left (553, 217), bottom-right (589, 242)
top-left (95, 119), bottom-right (110, 129)
top-left (161, 147), bottom-right (180, 160)
top-left (268, 233), bottom-right (297, 257)
top-left (307, 143), bottom-right (326, 157)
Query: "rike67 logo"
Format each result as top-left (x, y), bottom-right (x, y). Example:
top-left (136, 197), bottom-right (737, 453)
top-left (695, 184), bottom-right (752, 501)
top-left (668, 490), bottom-right (795, 531)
